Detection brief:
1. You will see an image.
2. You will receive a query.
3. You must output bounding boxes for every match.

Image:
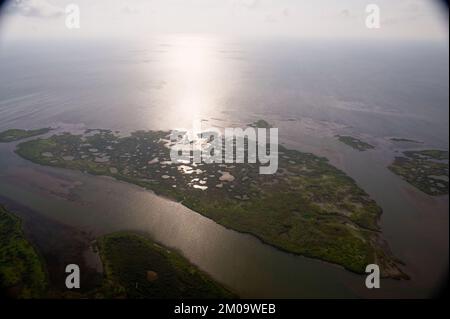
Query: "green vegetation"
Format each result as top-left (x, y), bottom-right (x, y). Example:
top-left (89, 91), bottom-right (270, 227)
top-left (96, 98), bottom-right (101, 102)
top-left (390, 138), bottom-right (421, 144)
top-left (389, 150), bottom-right (449, 196)
top-left (0, 206), bottom-right (234, 299)
top-left (0, 205), bottom-right (47, 298)
top-left (336, 135), bottom-right (375, 151)
top-left (95, 232), bottom-right (235, 299)
top-left (249, 119), bottom-right (272, 129)
top-left (0, 128), bottom-right (52, 143)
top-left (15, 125), bottom-right (407, 278)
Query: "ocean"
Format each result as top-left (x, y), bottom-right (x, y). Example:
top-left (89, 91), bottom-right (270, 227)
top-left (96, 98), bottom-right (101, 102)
top-left (0, 36), bottom-right (448, 297)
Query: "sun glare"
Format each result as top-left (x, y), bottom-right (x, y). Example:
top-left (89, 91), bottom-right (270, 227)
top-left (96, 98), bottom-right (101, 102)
top-left (164, 36), bottom-right (221, 126)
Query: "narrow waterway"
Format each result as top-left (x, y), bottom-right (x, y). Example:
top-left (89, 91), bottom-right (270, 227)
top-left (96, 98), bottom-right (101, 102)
top-left (0, 126), bottom-right (447, 298)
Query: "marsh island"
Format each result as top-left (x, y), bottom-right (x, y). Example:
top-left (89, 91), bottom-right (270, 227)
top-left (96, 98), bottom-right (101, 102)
top-left (12, 124), bottom-right (407, 278)
top-left (0, 205), bottom-right (47, 298)
top-left (336, 135), bottom-right (375, 151)
top-left (0, 128), bottom-right (52, 143)
top-left (389, 150), bottom-right (449, 196)
top-left (0, 204), bottom-right (234, 299)
top-left (96, 232), bottom-right (235, 299)
top-left (390, 138), bottom-right (422, 144)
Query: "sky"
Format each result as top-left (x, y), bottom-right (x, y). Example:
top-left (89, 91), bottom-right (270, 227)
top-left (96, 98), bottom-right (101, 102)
top-left (0, 0), bottom-right (448, 41)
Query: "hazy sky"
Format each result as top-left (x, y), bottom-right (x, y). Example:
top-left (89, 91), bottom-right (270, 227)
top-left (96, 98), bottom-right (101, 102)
top-left (0, 0), bottom-right (448, 41)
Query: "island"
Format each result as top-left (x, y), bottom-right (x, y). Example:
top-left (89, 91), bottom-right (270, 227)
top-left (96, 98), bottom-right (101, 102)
top-left (0, 205), bottom-right (47, 298)
top-left (13, 123), bottom-right (407, 279)
top-left (0, 206), bottom-right (235, 299)
top-left (95, 232), bottom-right (235, 299)
top-left (389, 150), bottom-right (449, 196)
top-left (249, 119), bottom-right (272, 129)
top-left (390, 138), bottom-right (422, 144)
top-left (336, 135), bottom-right (375, 151)
top-left (0, 128), bottom-right (52, 143)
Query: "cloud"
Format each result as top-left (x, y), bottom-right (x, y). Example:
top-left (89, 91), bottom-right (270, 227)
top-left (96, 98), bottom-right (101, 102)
top-left (5, 0), bottom-right (64, 18)
top-left (381, 1), bottom-right (427, 27)
top-left (231, 0), bottom-right (260, 11)
top-left (339, 9), bottom-right (351, 18)
top-left (338, 9), bottom-right (357, 20)
top-left (264, 14), bottom-right (276, 23)
top-left (121, 5), bottom-right (138, 15)
top-left (240, 0), bottom-right (260, 10)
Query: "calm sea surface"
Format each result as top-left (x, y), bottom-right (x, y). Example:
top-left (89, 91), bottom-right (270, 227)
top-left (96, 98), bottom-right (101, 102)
top-left (0, 36), bottom-right (448, 298)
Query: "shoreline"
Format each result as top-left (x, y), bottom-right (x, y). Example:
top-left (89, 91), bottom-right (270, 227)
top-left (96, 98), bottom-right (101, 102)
top-left (0, 195), bottom-right (102, 295)
top-left (12, 129), bottom-right (408, 280)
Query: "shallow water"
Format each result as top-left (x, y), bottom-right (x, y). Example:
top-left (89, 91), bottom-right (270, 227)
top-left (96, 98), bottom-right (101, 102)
top-left (0, 37), bottom-right (448, 298)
